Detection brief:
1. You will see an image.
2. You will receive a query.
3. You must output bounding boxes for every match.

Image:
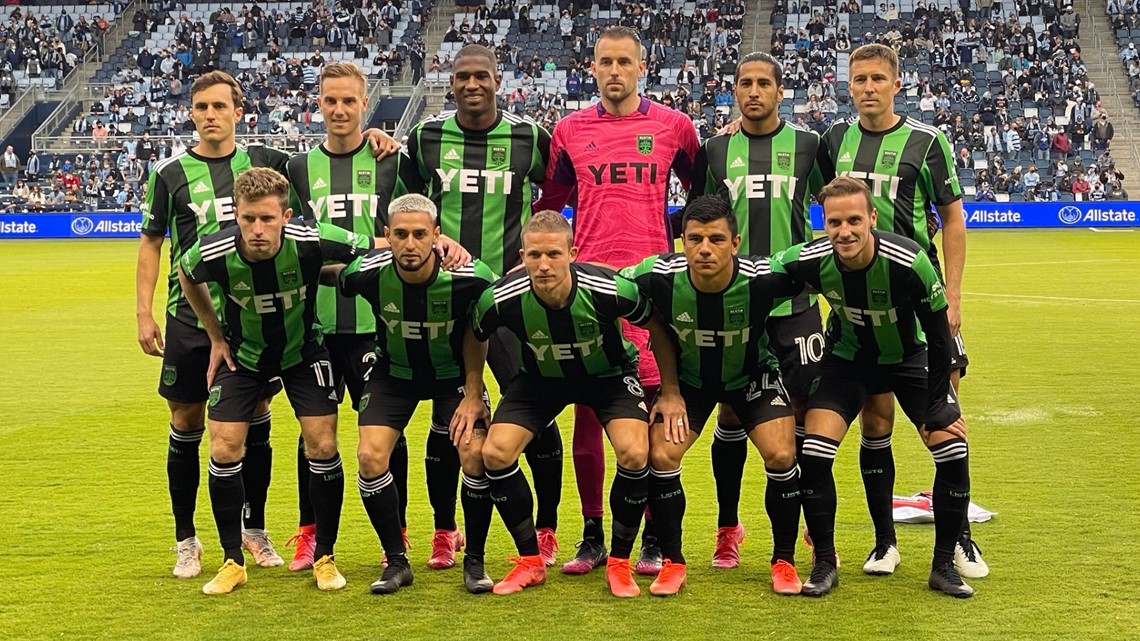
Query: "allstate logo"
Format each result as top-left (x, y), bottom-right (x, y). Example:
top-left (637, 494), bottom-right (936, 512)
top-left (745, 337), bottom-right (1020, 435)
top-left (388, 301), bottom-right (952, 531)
top-left (1058, 206), bottom-right (1082, 226)
top-left (71, 216), bottom-right (95, 235)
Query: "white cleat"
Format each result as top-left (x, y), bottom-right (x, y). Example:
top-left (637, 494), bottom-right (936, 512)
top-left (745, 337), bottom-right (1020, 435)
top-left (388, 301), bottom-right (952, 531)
top-left (862, 543), bottom-right (901, 575)
top-left (172, 536), bottom-right (204, 579)
top-left (954, 539), bottom-right (990, 579)
top-left (242, 529), bottom-right (284, 567)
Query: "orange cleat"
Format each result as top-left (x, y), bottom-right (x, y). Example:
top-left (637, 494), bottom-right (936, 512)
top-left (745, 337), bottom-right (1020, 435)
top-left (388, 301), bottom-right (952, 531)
top-left (605, 557), bottom-right (640, 598)
top-left (771, 560), bottom-right (803, 595)
top-left (649, 560), bottom-right (687, 597)
top-left (426, 528), bottom-right (464, 569)
top-left (537, 527), bottom-right (559, 567)
top-left (712, 523), bottom-right (746, 568)
top-left (492, 555), bottom-right (546, 595)
top-left (285, 524), bottom-right (316, 571)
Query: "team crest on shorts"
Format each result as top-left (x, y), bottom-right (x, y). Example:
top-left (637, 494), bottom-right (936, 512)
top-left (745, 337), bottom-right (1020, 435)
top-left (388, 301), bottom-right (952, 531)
top-left (578, 321), bottom-right (598, 337)
top-left (728, 307), bottom-right (746, 327)
top-left (357, 170), bottom-right (372, 188)
top-left (637, 134), bottom-right (654, 155)
top-left (208, 385), bottom-right (222, 407)
top-left (359, 393), bottom-right (370, 412)
top-left (777, 152), bottom-right (792, 170)
top-left (162, 365), bottom-right (177, 386)
top-left (282, 269), bottom-right (300, 287)
top-left (432, 299), bottom-right (449, 317)
top-left (871, 288), bottom-right (888, 304)
top-left (491, 146), bottom-right (507, 164)
top-left (880, 151), bottom-right (897, 169)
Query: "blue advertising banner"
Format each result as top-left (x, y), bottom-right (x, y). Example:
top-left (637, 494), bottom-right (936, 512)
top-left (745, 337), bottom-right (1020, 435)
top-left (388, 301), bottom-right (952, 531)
top-left (0, 213), bottom-right (145, 239)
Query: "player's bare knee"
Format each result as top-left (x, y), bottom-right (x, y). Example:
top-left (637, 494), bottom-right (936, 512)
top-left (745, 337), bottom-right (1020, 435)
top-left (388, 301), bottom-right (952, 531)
top-left (616, 442), bottom-right (648, 471)
top-left (859, 412), bottom-right (893, 437)
top-left (209, 438), bottom-right (243, 464)
top-left (648, 445), bottom-right (681, 472)
top-left (457, 435), bottom-right (486, 472)
top-left (357, 446), bottom-right (390, 478)
top-left (760, 446), bottom-right (796, 471)
top-left (481, 439), bottom-right (516, 471)
top-left (168, 401), bottom-right (205, 431)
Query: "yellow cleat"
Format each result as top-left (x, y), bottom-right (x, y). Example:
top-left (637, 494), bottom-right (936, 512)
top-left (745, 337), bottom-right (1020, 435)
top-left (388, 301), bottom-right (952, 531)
top-left (202, 559), bottom-right (248, 595)
top-left (313, 555), bottom-right (347, 591)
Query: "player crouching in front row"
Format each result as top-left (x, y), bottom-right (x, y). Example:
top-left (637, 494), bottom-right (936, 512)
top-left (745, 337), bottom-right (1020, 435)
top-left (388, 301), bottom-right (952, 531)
top-left (178, 168), bottom-right (373, 594)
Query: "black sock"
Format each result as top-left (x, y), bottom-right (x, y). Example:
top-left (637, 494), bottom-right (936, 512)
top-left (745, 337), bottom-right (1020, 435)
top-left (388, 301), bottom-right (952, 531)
top-left (208, 458), bottom-right (245, 565)
top-left (358, 471), bottom-right (406, 558)
top-left (609, 464), bottom-right (649, 560)
top-left (800, 435), bottom-right (840, 566)
top-left (391, 433), bottom-right (409, 529)
top-left (765, 463), bottom-right (801, 564)
top-left (309, 453), bottom-right (345, 559)
top-left (931, 438), bottom-right (971, 567)
top-left (524, 422), bottom-right (563, 532)
top-left (460, 473), bottom-right (493, 560)
top-left (297, 435), bottom-right (314, 527)
top-left (168, 424), bottom-right (203, 541)
top-left (794, 423), bottom-right (806, 460)
top-left (583, 516), bottom-right (605, 544)
top-left (642, 514), bottom-right (657, 544)
top-left (241, 412), bottom-right (272, 531)
top-left (648, 467), bottom-right (685, 564)
top-left (860, 432), bottom-right (897, 546)
top-left (425, 427), bottom-right (459, 531)
top-left (711, 422), bottom-right (748, 528)
top-left (487, 461), bottom-right (539, 556)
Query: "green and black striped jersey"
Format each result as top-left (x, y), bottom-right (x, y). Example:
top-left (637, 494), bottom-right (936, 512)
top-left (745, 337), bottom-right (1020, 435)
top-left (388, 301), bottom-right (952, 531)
top-left (142, 144), bottom-right (291, 328)
top-left (404, 111), bottom-right (551, 276)
top-left (180, 220), bottom-right (371, 372)
top-left (471, 264), bottom-right (651, 378)
top-left (621, 253), bottom-right (802, 390)
top-left (287, 142), bottom-right (419, 337)
top-left (339, 250), bottom-right (497, 382)
top-left (818, 116), bottom-right (962, 269)
top-left (774, 231), bottom-right (947, 365)
top-left (689, 121), bottom-right (824, 317)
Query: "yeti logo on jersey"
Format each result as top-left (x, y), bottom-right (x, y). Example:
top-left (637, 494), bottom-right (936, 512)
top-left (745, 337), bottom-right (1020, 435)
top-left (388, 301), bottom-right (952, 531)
top-left (282, 269), bottom-right (300, 287)
top-left (189, 197), bottom-right (236, 225)
top-left (229, 286), bottom-right (308, 313)
top-left (308, 194), bottom-right (382, 220)
top-left (722, 174), bottom-right (799, 199)
top-left (432, 300), bottom-right (449, 317)
top-left (637, 134), bottom-right (654, 155)
top-left (880, 151), bottom-right (897, 169)
top-left (357, 170), bottom-right (372, 188)
top-left (838, 170), bottom-right (900, 200)
top-left (841, 306), bottom-right (898, 326)
top-left (670, 325), bottom-right (751, 347)
top-left (435, 168), bottom-right (515, 194)
top-left (871, 288), bottom-right (888, 305)
top-left (777, 152), bottom-right (792, 170)
top-left (491, 146), bottom-right (507, 163)
top-left (384, 319), bottom-right (457, 339)
top-left (527, 334), bottom-right (605, 360)
top-left (578, 321), bottom-right (598, 337)
top-left (728, 308), bottom-right (746, 327)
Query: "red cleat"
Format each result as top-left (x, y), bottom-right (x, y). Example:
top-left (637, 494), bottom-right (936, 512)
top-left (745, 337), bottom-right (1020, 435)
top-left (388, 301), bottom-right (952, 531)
top-left (605, 557), bottom-right (641, 598)
top-left (537, 527), bottom-right (559, 567)
top-left (649, 560), bottom-right (687, 596)
top-left (426, 528), bottom-right (464, 569)
top-left (285, 524), bottom-right (316, 571)
top-left (493, 555), bottom-right (546, 595)
top-left (712, 523), bottom-right (746, 568)
top-left (771, 560), bottom-right (803, 595)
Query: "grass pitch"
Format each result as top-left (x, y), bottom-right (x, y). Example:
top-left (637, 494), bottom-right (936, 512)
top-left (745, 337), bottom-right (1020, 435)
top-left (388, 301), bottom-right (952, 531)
top-left (1, 230), bottom-right (1138, 640)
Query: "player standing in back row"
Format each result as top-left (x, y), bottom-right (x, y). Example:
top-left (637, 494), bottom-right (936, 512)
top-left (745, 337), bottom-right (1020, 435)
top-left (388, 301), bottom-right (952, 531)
top-left (535, 26), bottom-right (700, 575)
top-left (817, 44), bottom-right (986, 579)
top-left (686, 51), bottom-right (825, 569)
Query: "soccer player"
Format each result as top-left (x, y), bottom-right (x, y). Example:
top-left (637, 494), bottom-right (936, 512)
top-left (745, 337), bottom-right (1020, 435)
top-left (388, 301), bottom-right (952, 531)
top-left (535, 25), bottom-right (700, 575)
top-left (776, 176), bottom-right (973, 598)
top-left (817, 44), bottom-right (984, 578)
top-left (287, 61), bottom-right (470, 571)
top-left (472, 211), bottom-right (678, 597)
top-left (621, 196), bottom-right (805, 596)
top-left (337, 194), bottom-right (498, 595)
top-left (177, 168), bottom-right (372, 594)
top-left (404, 44), bottom-right (565, 568)
top-left (686, 51), bottom-right (825, 569)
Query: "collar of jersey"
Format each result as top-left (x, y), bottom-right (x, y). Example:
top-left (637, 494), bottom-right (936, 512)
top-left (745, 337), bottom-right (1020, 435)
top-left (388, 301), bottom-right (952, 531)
top-left (319, 139), bottom-right (369, 159)
top-left (596, 96), bottom-right (651, 118)
top-left (738, 120), bottom-right (786, 140)
top-left (856, 114), bottom-right (907, 138)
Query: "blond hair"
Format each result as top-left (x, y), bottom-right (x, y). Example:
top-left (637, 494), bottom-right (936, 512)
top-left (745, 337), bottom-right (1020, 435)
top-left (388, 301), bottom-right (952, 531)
top-left (522, 210), bottom-right (573, 243)
top-left (388, 193), bottom-right (438, 224)
top-left (190, 70), bottom-right (244, 108)
top-left (233, 167), bottom-right (289, 210)
top-left (320, 61), bottom-right (368, 94)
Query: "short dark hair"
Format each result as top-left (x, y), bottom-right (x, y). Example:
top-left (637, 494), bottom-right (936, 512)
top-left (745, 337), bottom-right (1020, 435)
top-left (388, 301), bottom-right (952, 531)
top-left (735, 51), bottom-right (783, 86)
top-left (681, 196), bottom-right (738, 237)
top-left (595, 25), bottom-right (643, 57)
top-left (454, 43), bottom-right (498, 69)
top-left (818, 176), bottom-right (874, 213)
top-left (190, 70), bottom-right (243, 107)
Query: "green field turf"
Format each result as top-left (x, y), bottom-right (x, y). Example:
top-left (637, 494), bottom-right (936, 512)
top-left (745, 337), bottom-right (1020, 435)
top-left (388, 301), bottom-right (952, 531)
top-left (1, 230), bottom-right (1138, 640)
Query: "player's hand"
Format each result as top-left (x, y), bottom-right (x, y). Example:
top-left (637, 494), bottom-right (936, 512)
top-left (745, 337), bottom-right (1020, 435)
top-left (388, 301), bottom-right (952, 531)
top-left (652, 391), bottom-right (688, 444)
top-left (947, 300), bottom-right (962, 336)
top-left (206, 340), bottom-right (237, 388)
top-left (922, 417), bottom-right (967, 443)
top-left (449, 393), bottom-right (490, 447)
top-left (716, 117), bottom-right (742, 136)
top-left (137, 313), bottom-right (164, 357)
top-left (365, 128), bottom-right (400, 159)
top-left (436, 235), bottom-right (471, 270)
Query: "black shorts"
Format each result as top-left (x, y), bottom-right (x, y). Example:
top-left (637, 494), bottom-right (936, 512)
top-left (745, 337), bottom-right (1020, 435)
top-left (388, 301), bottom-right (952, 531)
top-left (324, 333), bottom-right (377, 411)
top-left (486, 326), bottom-right (523, 392)
top-left (658, 370), bottom-right (794, 434)
top-left (807, 352), bottom-right (935, 428)
top-left (492, 371), bottom-right (649, 434)
top-left (208, 348), bottom-right (337, 422)
top-left (766, 307), bottom-right (825, 400)
top-left (159, 315), bottom-right (282, 404)
top-left (951, 331), bottom-right (969, 376)
top-left (358, 374), bottom-right (490, 432)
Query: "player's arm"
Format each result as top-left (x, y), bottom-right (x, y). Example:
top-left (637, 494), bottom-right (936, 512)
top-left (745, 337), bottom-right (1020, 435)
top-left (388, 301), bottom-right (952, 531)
top-left (816, 126), bottom-right (838, 183)
top-left (450, 325), bottom-right (490, 447)
top-left (469, 283), bottom-right (499, 343)
top-left (670, 114), bottom-right (701, 190)
top-left (910, 254), bottom-right (962, 432)
top-left (177, 246), bottom-right (235, 385)
top-left (925, 133), bottom-right (966, 335)
top-left (316, 221), bottom-right (375, 263)
top-left (363, 127), bottom-right (400, 158)
top-left (136, 169), bottom-right (171, 356)
top-left (532, 122), bottom-right (576, 213)
top-left (617, 272), bottom-right (686, 441)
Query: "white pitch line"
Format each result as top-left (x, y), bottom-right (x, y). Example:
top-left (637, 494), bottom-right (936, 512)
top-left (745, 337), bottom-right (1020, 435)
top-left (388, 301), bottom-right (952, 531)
top-left (1090, 227), bottom-right (1135, 233)
top-left (964, 291), bottom-right (1140, 304)
top-left (969, 259), bottom-right (1139, 268)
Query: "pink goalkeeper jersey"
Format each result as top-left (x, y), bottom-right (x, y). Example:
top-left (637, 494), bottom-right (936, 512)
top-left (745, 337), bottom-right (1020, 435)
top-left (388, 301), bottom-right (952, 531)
top-left (538, 98), bottom-right (700, 268)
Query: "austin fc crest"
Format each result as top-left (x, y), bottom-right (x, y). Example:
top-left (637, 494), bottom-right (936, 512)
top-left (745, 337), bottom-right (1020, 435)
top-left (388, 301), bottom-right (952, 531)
top-left (728, 308), bottom-right (746, 327)
top-left (880, 151), bottom-right (897, 169)
top-left (776, 152), bottom-right (792, 170)
top-left (491, 146), bottom-right (507, 164)
top-left (283, 269), bottom-right (300, 287)
top-left (578, 321), bottom-right (598, 337)
top-left (357, 170), bottom-right (372, 188)
top-left (432, 300), bottom-right (449, 317)
top-left (871, 289), bottom-right (888, 305)
top-left (637, 134), bottom-right (654, 155)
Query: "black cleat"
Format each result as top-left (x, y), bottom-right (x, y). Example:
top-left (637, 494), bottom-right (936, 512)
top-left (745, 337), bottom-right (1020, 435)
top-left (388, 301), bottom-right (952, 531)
top-left (561, 538), bottom-right (608, 575)
top-left (801, 562), bottom-right (839, 597)
top-left (929, 561), bottom-right (975, 598)
top-left (463, 556), bottom-right (494, 594)
top-left (370, 556), bottom-right (414, 595)
top-left (635, 538), bottom-right (664, 576)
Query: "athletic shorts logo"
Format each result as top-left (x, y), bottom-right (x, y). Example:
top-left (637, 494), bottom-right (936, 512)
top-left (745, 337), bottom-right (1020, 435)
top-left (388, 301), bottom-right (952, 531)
top-left (432, 299), bottom-right (449, 316)
top-left (71, 216), bottom-right (94, 235)
top-left (162, 364), bottom-right (177, 386)
top-left (578, 321), bottom-right (597, 337)
top-left (728, 307), bottom-right (746, 327)
top-left (208, 385), bottom-right (222, 407)
top-left (359, 393), bottom-right (370, 412)
top-left (776, 152), bottom-right (792, 170)
top-left (491, 146), bottom-right (507, 164)
top-left (1058, 205), bottom-right (1082, 225)
top-left (356, 170), bottom-right (372, 188)
top-left (283, 269), bottom-right (300, 287)
top-left (871, 288), bottom-right (888, 304)
top-left (880, 151), bottom-right (897, 169)
top-left (637, 134), bottom-right (654, 155)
